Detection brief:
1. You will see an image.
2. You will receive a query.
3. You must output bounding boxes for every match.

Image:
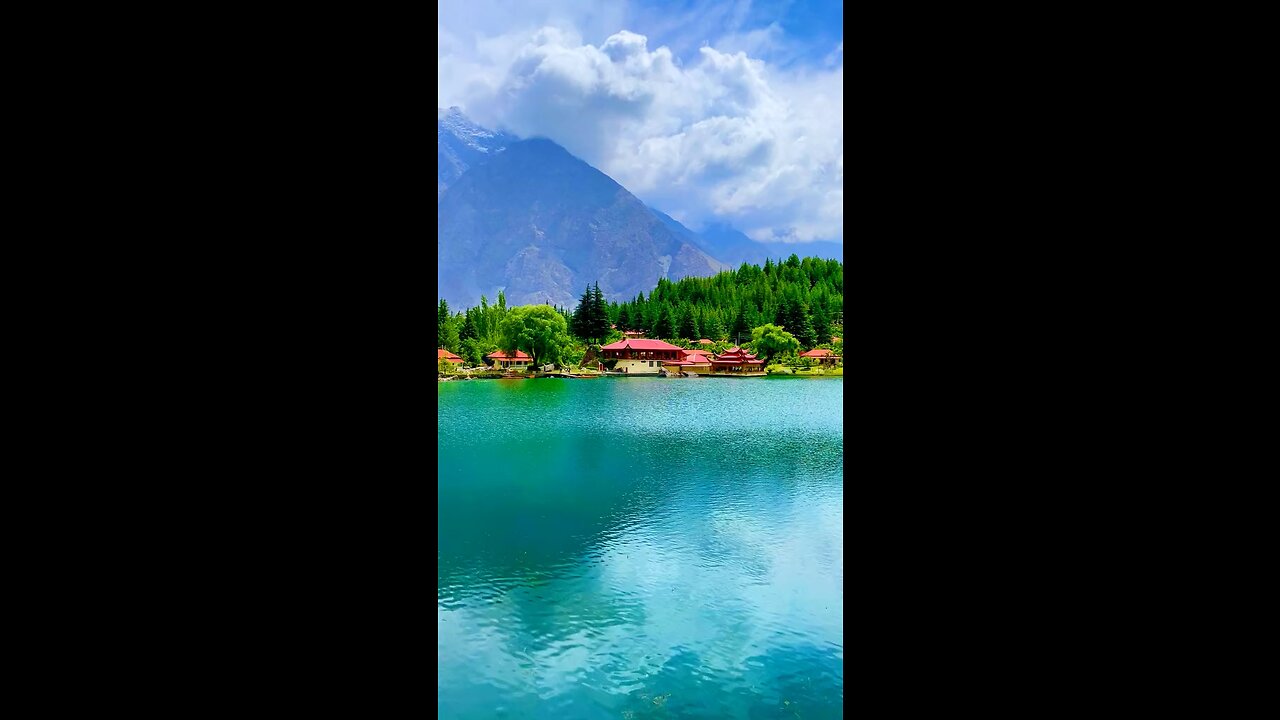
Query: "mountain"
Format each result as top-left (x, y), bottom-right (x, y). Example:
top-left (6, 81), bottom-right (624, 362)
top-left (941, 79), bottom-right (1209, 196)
top-left (438, 135), bottom-right (728, 308)
top-left (652, 211), bottom-right (843, 265)
top-left (438, 107), bottom-right (516, 198)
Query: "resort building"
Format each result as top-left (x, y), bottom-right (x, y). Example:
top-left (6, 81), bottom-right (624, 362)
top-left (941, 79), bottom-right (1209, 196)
top-left (665, 348), bottom-right (716, 376)
top-left (486, 349), bottom-right (533, 371)
top-left (709, 346), bottom-right (766, 375)
top-left (799, 348), bottom-right (842, 365)
top-left (601, 338), bottom-right (683, 374)
top-left (438, 348), bottom-right (463, 364)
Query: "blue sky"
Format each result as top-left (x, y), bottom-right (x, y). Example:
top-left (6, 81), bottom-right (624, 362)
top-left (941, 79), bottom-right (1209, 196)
top-left (438, 0), bottom-right (843, 244)
top-left (622, 0), bottom-right (842, 67)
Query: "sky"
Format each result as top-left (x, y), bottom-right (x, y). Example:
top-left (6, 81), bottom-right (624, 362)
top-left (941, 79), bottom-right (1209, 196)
top-left (438, 0), bottom-right (843, 245)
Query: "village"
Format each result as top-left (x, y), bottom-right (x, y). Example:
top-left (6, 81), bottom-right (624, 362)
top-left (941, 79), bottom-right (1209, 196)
top-left (438, 330), bottom-right (842, 380)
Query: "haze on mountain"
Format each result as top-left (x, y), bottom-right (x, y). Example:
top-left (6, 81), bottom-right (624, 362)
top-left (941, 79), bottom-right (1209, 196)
top-left (437, 108), bottom-right (839, 309)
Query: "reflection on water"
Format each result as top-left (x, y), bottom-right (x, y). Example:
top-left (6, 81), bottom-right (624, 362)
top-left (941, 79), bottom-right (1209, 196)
top-left (439, 378), bottom-right (843, 719)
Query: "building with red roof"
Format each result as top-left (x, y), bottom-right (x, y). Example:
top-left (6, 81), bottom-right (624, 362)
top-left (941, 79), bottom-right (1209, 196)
top-left (709, 346), bottom-right (766, 375)
top-left (438, 348), bottom-right (463, 364)
top-left (799, 348), bottom-right (841, 365)
top-left (601, 338), bottom-right (683, 374)
top-left (485, 349), bottom-right (533, 371)
top-left (667, 350), bottom-right (713, 375)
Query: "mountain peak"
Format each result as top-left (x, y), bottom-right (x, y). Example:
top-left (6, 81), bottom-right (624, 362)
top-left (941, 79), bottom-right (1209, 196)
top-left (439, 131), bottom-right (727, 308)
top-left (438, 108), bottom-right (518, 198)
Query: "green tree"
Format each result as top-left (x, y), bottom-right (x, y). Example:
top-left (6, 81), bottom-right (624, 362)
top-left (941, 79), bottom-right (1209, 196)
top-left (571, 282), bottom-right (611, 342)
top-left (437, 299), bottom-right (451, 348)
top-left (750, 323), bottom-right (800, 364)
top-left (460, 337), bottom-right (495, 367)
top-left (571, 285), bottom-right (592, 339)
top-left (588, 282), bottom-right (610, 340)
top-left (500, 305), bottom-right (573, 369)
top-left (460, 309), bottom-right (480, 342)
top-left (703, 310), bottom-right (726, 341)
top-left (650, 303), bottom-right (675, 339)
top-left (676, 303), bottom-right (700, 340)
top-left (811, 304), bottom-right (832, 347)
top-left (730, 308), bottom-right (751, 343)
top-left (560, 340), bottom-right (587, 370)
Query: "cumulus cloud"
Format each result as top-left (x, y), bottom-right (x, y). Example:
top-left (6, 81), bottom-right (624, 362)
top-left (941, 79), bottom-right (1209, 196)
top-left (439, 6), bottom-right (843, 244)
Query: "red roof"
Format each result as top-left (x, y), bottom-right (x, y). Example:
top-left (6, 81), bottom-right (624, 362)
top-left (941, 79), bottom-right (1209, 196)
top-left (438, 349), bottom-right (462, 361)
top-left (799, 348), bottom-right (834, 357)
top-left (684, 353), bottom-right (711, 363)
top-left (486, 349), bottom-right (531, 360)
top-left (713, 346), bottom-right (763, 364)
top-left (600, 338), bottom-right (683, 351)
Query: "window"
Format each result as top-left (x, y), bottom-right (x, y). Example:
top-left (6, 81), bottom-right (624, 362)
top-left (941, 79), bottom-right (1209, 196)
top-left (649, 361), bottom-right (655, 367)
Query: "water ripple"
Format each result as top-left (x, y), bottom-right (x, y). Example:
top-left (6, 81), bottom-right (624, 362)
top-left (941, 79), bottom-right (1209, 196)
top-left (439, 378), bottom-right (843, 719)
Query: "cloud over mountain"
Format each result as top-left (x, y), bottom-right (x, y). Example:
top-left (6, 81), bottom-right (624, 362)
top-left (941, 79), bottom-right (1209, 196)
top-left (439, 3), bottom-right (842, 245)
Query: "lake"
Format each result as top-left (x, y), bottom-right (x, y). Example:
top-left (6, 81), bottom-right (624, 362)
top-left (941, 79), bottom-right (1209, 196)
top-left (438, 376), bottom-right (844, 719)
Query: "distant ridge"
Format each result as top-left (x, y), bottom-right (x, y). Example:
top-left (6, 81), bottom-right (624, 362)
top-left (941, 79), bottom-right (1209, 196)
top-left (437, 109), bottom-right (840, 308)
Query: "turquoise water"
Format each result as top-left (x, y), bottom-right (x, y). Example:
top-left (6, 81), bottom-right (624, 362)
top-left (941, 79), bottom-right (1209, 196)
top-left (438, 377), bottom-right (844, 719)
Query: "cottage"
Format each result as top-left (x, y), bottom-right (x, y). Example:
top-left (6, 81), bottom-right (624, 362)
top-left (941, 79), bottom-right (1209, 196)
top-left (438, 348), bottom-right (463, 364)
top-left (799, 348), bottom-right (841, 365)
top-left (485, 349), bottom-right (533, 370)
top-left (676, 350), bottom-right (713, 375)
top-left (710, 346), bottom-right (765, 375)
top-left (601, 338), bottom-right (683, 374)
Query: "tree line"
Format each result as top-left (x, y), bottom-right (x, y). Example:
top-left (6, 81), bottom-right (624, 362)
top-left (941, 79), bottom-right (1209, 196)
top-left (437, 254), bottom-right (843, 368)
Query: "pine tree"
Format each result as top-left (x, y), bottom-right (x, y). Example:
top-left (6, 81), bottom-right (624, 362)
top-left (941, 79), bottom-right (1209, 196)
top-left (731, 307), bottom-right (750, 343)
top-left (781, 295), bottom-right (817, 349)
top-left (438, 299), bottom-right (450, 348)
top-left (617, 304), bottom-right (632, 332)
top-left (677, 303), bottom-right (700, 340)
top-left (571, 285), bottom-right (592, 339)
top-left (703, 310), bottom-right (726, 341)
top-left (651, 303), bottom-right (675, 339)
top-left (811, 304), bottom-right (832, 346)
top-left (461, 309), bottom-right (479, 342)
top-left (589, 282), bottom-right (609, 340)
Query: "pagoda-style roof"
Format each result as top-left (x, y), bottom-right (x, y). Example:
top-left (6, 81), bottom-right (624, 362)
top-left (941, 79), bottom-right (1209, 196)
top-left (683, 353), bottom-right (711, 364)
top-left (712, 346), bottom-right (763, 365)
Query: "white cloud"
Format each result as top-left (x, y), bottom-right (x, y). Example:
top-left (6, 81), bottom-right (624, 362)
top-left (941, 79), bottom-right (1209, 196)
top-left (438, 5), bottom-right (843, 243)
